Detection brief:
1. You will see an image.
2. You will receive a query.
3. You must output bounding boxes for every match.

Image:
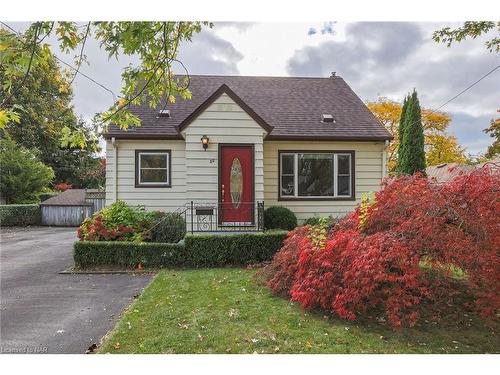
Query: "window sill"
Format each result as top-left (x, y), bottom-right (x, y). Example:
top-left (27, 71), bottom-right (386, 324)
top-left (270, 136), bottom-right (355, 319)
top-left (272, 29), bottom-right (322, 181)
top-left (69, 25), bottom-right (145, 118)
top-left (134, 184), bottom-right (172, 188)
top-left (278, 196), bottom-right (355, 202)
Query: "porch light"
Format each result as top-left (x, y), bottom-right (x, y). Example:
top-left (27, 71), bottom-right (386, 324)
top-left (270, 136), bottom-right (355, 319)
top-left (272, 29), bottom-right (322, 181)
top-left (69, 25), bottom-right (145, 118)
top-left (201, 135), bottom-right (209, 151)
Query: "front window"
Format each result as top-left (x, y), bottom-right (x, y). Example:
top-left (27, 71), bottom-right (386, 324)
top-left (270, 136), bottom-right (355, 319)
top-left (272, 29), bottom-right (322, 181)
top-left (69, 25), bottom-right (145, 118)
top-left (136, 150), bottom-right (171, 187)
top-left (280, 152), bottom-right (353, 198)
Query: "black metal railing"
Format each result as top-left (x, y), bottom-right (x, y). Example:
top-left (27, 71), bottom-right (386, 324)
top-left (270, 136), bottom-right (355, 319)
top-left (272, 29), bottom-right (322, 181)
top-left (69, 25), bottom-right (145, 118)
top-left (185, 201), bottom-right (264, 233)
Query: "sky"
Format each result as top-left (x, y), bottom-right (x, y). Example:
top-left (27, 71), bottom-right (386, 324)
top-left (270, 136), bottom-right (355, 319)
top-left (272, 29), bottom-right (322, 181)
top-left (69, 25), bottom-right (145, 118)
top-left (10, 22), bottom-right (500, 155)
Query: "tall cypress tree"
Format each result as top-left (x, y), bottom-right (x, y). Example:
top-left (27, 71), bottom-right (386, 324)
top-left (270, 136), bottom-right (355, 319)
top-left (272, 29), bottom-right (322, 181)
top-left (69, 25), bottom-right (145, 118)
top-left (396, 94), bottom-right (409, 174)
top-left (396, 90), bottom-right (426, 175)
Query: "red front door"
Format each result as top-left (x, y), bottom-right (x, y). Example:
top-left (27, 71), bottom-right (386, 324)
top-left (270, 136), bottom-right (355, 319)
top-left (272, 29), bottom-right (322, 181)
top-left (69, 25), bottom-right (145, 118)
top-left (220, 145), bottom-right (254, 224)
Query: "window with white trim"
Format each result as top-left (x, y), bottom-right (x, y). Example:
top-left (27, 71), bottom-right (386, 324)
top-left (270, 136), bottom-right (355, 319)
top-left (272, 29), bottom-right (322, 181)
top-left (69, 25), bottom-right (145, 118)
top-left (280, 152), bottom-right (353, 198)
top-left (136, 151), bottom-right (170, 186)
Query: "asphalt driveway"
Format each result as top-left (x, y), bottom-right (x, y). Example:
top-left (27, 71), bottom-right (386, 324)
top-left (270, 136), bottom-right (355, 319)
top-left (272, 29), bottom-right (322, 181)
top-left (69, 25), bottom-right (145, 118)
top-left (0, 227), bottom-right (152, 354)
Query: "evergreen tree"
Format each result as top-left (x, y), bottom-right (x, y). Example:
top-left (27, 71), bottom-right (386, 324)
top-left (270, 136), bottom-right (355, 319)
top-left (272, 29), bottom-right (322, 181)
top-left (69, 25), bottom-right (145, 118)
top-left (0, 138), bottom-right (54, 203)
top-left (396, 94), bottom-right (409, 172)
top-left (396, 90), bottom-right (426, 175)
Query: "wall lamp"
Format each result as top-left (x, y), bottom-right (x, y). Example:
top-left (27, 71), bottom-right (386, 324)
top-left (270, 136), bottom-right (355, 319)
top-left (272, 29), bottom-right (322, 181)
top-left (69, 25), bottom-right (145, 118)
top-left (201, 135), bottom-right (209, 151)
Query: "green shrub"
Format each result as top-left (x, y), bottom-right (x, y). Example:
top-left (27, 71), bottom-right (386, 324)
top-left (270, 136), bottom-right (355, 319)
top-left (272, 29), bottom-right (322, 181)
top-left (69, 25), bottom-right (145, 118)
top-left (150, 212), bottom-right (186, 243)
top-left (0, 204), bottom-right (40, 226)
top-left (264, 206), bottom-right (297, 230)
top-left (183, 230), bottom-right (288, 267)
top-left (73, 230), bottom-right (288, 269)
top-left (74, 241), bottom-right (185, 269)
top-left (0, 139), bottom-right (54, 204)
top-left (78, 200), bottom-right (157, 242)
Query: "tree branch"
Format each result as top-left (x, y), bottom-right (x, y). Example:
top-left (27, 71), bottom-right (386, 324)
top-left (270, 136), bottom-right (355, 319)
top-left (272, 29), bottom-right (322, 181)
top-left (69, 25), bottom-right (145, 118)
top-left (1, 22), bottom-right (41, 107)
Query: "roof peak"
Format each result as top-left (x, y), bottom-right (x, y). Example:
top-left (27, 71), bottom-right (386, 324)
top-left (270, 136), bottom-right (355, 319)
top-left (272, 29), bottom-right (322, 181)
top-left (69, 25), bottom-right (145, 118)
top-left (178, 73), bottom-right (342, 80)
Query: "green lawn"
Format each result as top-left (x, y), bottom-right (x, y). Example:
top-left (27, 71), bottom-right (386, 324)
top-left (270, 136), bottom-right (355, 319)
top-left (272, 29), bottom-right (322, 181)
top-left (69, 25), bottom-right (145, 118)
top-left (99, 268), bottom-right (499, 354)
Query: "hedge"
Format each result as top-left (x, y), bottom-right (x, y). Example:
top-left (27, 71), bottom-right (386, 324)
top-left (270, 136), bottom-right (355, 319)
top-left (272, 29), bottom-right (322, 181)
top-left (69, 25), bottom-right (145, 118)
top-left (0, 204), bottom-right (40, 226)
top-left (74, 241), bottom-right (185, 269)
top-left (183, 230), bottom-right (288, 267)
top-left (73, 230), bottom-right (288, 269)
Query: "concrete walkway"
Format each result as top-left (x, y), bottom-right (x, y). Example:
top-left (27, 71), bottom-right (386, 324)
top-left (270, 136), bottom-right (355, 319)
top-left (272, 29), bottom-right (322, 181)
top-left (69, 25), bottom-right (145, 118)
top-left (0, 227), bottom-right (152, 354)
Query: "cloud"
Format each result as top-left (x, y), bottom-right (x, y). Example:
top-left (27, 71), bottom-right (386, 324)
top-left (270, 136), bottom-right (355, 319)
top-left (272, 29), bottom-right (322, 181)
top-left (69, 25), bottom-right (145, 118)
top-left (288, 22), bottom-right (424, 81)
top-left (308, 27), bottom-right (317, 36)
top-left (450, 112), bottom-right (494, 155)
top-left (320, 21), bottom-right (336, 35)
top-left (176, 30), bottom-right (244, 75)
top-left (308, 22), bottom-right (336, 36)
top-left (286, 22), bottom-right (499, 154)
top-left (214, 22), bottom-right (254, 32)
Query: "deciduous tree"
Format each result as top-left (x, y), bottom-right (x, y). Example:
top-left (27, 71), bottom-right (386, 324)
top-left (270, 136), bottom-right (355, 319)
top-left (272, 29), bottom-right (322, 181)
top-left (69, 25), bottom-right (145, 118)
top-left (483, 110), bottom-right (500, 159)
top-left (0, 21), bottom-right (210, 145)
top-left (426, 134), bottom-right (467, 165)
top-left (368, 98), bottom-right (467, 171)
top-left (0, 31), bottom-right (102, 187)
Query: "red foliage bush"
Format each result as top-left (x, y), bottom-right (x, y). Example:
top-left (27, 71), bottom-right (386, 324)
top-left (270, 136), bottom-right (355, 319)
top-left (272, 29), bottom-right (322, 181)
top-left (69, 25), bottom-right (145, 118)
top-left (265, 164), bottom-right (500, 327)
top-left (77, 214), bottom-right (136, 241)
top-left (263, 225), bottom-right (311, 296)
top-left (54, 182), bottom-right (72, 192)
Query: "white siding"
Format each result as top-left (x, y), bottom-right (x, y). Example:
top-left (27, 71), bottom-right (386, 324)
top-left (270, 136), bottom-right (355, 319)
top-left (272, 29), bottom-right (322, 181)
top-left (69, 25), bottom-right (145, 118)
top-left (182, 93), bottom-right (267, 204)
top-left (263, 141), bottom-right (387, 222)
top-left (105, 139), bottom-right (187, 211)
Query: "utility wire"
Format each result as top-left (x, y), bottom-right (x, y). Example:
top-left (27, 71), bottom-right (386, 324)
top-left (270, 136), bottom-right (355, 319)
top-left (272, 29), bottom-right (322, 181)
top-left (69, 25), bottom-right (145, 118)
top-left (432, 64), bottom-right (500, 113)
top-left (397, 63), bottom-right (500, 136)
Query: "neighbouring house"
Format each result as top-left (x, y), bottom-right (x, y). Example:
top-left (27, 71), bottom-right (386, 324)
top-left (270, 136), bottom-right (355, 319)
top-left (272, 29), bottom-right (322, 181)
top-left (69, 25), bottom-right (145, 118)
top-left (426, 157), bottom-right (500, 184)
top-left (40, 189), bottom-right (105, 226)
top-left (103, 75), bottom-right (392, 232)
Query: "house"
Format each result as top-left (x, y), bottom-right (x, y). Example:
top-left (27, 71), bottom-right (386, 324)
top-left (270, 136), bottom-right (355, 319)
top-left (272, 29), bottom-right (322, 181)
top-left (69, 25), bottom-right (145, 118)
top-left (426, 157), bottom-right (500, 184)
top-left (103, 75), bottom-right (392, 232)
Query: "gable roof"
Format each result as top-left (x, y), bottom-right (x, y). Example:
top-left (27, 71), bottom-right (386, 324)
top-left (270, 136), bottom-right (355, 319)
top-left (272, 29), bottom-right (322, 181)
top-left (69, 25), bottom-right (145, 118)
top-left (177, 84), bottom-right (273, 133)
top-left (103, 75), bottom-right (393, 141)
top-left (40, 189), bottom-right (105, 206)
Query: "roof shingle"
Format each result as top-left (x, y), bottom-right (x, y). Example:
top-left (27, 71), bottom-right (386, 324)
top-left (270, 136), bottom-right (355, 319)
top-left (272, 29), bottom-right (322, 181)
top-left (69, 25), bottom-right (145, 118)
top-left (40, 189), bottom-right (105, 206)
top-left (103, 75), bottom-right (392, 141)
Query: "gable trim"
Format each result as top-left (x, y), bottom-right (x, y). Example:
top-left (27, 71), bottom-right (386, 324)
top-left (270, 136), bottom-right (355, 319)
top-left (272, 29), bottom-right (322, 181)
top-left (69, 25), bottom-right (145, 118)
top-left (177, 84), bottom-right (273, 133)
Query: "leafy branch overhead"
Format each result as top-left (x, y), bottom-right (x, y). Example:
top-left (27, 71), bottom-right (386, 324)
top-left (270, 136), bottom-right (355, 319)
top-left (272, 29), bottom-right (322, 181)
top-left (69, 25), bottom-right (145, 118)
top-left (433, 21), bottom-right (500, 53)
top-left (0, 21), bottom-right (211, 146)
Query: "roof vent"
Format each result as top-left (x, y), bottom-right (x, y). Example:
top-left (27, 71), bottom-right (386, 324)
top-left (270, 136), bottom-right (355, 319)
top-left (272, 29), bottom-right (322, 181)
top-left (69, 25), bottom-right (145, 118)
top-left (322, 114), bottom-right (335, 123)
top-left (157, 109), bottom-right (171, 118)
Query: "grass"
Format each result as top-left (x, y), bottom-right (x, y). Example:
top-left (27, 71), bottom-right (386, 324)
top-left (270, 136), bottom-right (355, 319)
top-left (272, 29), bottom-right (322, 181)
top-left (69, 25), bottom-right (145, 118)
top-left (98, 268), bottom-right (499, 354)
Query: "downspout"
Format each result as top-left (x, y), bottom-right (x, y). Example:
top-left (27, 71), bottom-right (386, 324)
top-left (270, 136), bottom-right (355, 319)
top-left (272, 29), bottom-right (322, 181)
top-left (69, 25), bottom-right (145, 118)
top-left (111, 137), bottom-right (118, 202)
top-left (382, 140), bottom-right (389, 179)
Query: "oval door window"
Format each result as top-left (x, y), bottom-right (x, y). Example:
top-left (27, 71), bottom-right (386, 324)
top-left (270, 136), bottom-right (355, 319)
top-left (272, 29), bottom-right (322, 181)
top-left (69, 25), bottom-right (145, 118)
top-left (230, 158), bottom-right (243, 208)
